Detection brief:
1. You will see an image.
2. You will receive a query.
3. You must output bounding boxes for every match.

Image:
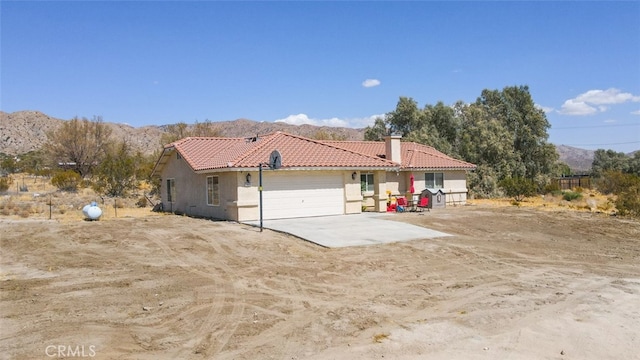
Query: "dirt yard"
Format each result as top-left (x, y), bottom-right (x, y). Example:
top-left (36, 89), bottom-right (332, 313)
top-left (1, 204), bottom-right (639, 359)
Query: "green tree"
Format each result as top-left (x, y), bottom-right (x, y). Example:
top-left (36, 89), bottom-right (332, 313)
top-left (364, 117), bottom-right (388, 141)
top-left (43, 116), bottom-right (113, 177)
top-left (591, 149), bottom-right (631, 178)
top-left (457, 103), bottom-right (520, 196)
top-left (92, 141), bottom-right (138, 197)
top-left (160, 120), bottom-right (223, 146)
top-left (476, 85), bottom-right (558, 181)
top-left (627, 152), bottom-right (640, 176)
top-left (366, 85), bottom-right (561, 197)
top-left (19, 150), bottom-right (46, 175)
top-left (51, 170), bottom-right (82, 192)
top-left (1, 156), bottom-right (18, 174)
top-left (386, 97), bottom-right (424, 136)
top-left (596, 171), bottom-right (640, 217)
top-left (499, 177), bottom-right (537, 202)
top-left (310, 129), bottom-right (347, 141)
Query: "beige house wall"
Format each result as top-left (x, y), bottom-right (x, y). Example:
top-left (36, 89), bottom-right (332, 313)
top-left (159, 151), bottom-right (471, 219)
top-left (344, 171), bottom-right (363, 214)
top-left (159, 152), bottom-right (239, 219)
top-left (409, 170), bottom-right (469, 205)
top-left (361, 170), bottom-right (471, 210)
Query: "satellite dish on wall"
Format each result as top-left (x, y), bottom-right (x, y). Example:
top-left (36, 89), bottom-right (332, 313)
top-left (269, 150), bottom-right (282, 170)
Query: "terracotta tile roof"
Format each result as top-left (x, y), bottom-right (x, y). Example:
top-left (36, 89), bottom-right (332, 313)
top-left (323, 140), bottom-right (476, 170)
top-left (164, 132), bottom-right (398, 172)
top-left (153, 131), bottom-right (475, 174)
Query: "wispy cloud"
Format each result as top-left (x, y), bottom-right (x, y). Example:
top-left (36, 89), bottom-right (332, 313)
top-left (275, 113), bottom-right (384, 128)
top-left (631, 109), bottom-right (640, 115)
top-left (559, 88), bottom-right (640, 115)
top-left (535, 104), bottom-right (554, 113)
top-left (362, 79), bottom-right (381, 88)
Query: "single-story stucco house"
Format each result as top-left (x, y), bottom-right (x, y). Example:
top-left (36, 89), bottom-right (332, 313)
top-left (151, 132), bottom-right (476, 221)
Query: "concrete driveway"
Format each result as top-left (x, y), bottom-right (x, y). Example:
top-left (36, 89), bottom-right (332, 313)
top-left (245, 212), bottom-right (450, 248)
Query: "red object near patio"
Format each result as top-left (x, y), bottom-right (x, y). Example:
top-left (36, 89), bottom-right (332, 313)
top-left (409, 174), bottom-right (415, 194)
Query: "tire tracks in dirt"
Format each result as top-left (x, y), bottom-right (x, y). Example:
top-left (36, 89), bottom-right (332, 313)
top-left (138, 227), bottom-right (245, 358)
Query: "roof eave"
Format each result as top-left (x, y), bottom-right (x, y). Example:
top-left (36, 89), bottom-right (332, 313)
top-left (194, 165), bottom-right (400, 174)
top-left (401, 166), bottom-right (477, 171)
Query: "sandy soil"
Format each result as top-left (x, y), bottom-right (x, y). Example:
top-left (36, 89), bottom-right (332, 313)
top-left (1, 205), bottom-right (639, 360)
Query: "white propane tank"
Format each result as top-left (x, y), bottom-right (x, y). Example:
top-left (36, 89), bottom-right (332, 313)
top-left (84, 201), bottom-right (102, 220)
top-left (82, 204), bottom-right (91, 218)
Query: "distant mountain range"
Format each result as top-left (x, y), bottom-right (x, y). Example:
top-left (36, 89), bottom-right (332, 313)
top-left (554, 145), bottom-right (596, 173)
top-left (2, 110), bottom-right (635, 173)
top-left (0, 110), bottom-right (364, 156)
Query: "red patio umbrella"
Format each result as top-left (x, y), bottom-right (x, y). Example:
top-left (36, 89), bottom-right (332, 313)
top-left (409, 174), bottom-right (415, 194)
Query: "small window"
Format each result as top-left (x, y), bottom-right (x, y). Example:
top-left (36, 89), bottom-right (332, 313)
top-left (425, 172), bottom-right (444, 189)
top-left (360, 173), bottom-right (374, 192)
top-left (167, 179), bottom-right (176, 202)
top-left (207, 176), bottom-right (220, 206)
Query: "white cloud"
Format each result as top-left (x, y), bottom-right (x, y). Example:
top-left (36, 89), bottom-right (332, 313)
top-left (275, 114), bottom-right (348, 127)
top-left (631, 109), bottom-right (640, 115)
top-left (274, 113), bottom-right (385, 128)
top-left (362, 79), bottom-right (381, 88)
top-left (535, 104), bottom-right (554, 113)
top-left (604, 119), bottom-right (617, 123)
top-left (559, 88), bottom-right (640, 115)
top-left (574, 88), bottom-right (640, 105)
top-left (559, 99), bottom-right (598, 115)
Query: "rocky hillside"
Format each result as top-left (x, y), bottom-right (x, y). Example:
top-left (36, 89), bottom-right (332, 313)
top-left (0, 110), bottom-right (365, 156)
top-left (555, 145), bottom-right (595, 173)
top-left (2, 110), bottom-right (629, 174)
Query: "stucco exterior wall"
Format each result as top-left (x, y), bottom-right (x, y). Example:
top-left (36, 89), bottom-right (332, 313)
top-left (159, 152), bottom-right (239, 219)
top-left (344, 171), bottom-right (363, 214)
top-left (408, 170), bottom-right (470, 205)
top-left (159, 151), bottom-right (471, 219)
top-left (232, 170), bottom-right (259, 222)
top-left (162, 168), bottom-right (363, 222)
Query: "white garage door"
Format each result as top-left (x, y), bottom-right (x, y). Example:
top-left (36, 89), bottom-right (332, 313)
top-left (262, 172), bottom-right (345, 219)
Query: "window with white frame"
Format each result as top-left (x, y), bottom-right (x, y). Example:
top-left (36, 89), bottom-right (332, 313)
top-left (360, 173), bottom-right (374, 192)
top-left (167, 179), bottom-right (176, 202)
top-left (206, 176), bottom-right (220, 206)
top-left (425, 172), bottom-right (444, 189)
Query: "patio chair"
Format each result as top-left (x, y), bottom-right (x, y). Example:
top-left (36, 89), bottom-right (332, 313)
top-left (396, 197), bottom-right (407, 212)
top-left (416, 197), bottom-right (430, 212)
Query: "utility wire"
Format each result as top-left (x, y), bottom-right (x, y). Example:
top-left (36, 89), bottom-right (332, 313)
top-left (562, 141), bottom-right (640, 147)
top-left (553, 123), bottom-right (640, 129)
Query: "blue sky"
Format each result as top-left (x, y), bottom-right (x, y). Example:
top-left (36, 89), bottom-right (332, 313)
top-left (1, 1), bottom-right (639, 153)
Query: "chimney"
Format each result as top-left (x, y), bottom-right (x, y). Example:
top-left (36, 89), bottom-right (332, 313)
top-left (384, 134), bottom-right (402, 164)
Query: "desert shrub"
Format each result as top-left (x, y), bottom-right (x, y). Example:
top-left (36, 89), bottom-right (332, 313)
top-left (574, 186), bottom-right (584, 193)
top-left (136, 196), bottom-right (148, 208)
top-left (596, 171), bottom-right (640, 217)
top-left (543, 182), bottom-right (560, 194)
top-left (614, 180), bottom-right (640, 217)
top-left (562, 191), bottom-right (583, 202)
top-left (114, 199), bottom-right (126, 208)
top-left (597, 171), bottom-right (632, 195)
top-left (51, 170), bottom-right (82, 192)
top-left (498, 177), bottom-right (537, 202)
top-left (550, 189), bottom-right (563, 197)
top-left (0, 176), bottom-right (13, 193)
